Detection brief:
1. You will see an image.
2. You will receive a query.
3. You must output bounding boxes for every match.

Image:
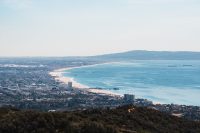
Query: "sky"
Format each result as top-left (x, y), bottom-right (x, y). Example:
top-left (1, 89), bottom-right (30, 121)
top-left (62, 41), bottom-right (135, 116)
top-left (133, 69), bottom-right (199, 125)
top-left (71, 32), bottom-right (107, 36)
top-left (0, 0), bottom-right (200, 56)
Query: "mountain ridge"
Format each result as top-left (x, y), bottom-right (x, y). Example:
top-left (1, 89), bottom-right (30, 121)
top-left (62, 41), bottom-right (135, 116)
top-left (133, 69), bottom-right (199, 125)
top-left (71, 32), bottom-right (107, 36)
top-left (90, 50), bottom-right (200, 60)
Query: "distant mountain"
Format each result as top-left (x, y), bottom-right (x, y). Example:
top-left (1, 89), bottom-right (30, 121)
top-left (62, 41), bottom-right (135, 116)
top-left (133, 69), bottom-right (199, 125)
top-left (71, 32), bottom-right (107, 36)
top-left (90, 50), bottom-right (200, 61)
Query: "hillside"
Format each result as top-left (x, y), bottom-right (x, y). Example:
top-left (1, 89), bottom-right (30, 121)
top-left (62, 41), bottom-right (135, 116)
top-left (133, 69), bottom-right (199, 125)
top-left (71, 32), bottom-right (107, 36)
top-left (90, 50), bottom-right (200, 61)
top-left (0, 105), bottom-right (200, 133)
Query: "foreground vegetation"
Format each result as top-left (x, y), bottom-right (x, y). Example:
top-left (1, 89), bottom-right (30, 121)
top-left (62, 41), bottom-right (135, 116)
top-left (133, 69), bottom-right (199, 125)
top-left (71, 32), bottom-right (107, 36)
top-left (0, 105), bottom-right (200, 133)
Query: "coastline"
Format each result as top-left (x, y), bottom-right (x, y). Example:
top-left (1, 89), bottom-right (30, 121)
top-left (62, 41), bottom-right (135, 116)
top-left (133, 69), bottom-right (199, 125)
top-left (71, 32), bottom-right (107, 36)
top-left (49, 67), bottom-right (89, 89)
top-left (49, 63), bottom-right (121, 97)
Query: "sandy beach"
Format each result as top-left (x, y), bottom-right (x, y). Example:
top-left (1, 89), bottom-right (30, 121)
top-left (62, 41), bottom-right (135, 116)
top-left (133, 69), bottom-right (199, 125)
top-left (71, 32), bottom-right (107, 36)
top-left (49, 67), bottom-right (89, 89)
top-left (49, 63), bottom-right (120, 96)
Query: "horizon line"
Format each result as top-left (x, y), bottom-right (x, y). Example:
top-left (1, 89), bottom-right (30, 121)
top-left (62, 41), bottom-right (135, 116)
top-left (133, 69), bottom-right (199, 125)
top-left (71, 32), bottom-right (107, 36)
top-left (1, 50), bottom-right (200, 58)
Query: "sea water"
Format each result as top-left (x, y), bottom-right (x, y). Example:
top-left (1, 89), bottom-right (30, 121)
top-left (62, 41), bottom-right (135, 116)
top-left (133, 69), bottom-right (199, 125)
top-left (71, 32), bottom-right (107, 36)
top-left (63, 60), bottom-right (200, 106)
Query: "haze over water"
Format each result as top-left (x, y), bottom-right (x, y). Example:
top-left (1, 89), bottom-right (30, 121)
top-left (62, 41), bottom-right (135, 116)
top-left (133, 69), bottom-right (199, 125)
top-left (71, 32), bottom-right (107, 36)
top-left (63, 60), bottom-right (200, 106)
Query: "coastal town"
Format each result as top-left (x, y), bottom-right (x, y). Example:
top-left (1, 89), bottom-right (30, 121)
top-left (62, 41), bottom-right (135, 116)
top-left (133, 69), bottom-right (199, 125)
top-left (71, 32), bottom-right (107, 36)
top-left (0, 58), bottom-right (200, 121)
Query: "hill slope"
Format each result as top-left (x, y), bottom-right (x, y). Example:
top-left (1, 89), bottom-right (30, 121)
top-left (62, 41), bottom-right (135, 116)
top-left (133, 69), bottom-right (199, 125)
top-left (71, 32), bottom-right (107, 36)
top-left (0, 105), bottom-right (200, 133)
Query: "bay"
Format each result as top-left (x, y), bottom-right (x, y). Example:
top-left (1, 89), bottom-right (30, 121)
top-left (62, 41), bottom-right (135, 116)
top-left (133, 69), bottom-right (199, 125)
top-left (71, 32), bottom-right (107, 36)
top-left (63, 60), bottom-right (200, 106)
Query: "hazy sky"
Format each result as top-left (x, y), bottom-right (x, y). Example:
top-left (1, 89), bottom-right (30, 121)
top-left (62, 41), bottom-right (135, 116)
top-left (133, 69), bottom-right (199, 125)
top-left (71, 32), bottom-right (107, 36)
top-left (0, 0), bottom-right (200, 56)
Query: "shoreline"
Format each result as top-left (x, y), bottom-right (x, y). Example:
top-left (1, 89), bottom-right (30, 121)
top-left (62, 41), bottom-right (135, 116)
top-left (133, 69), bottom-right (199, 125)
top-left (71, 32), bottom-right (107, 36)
top-left (49, 63), bottom-right (121, 97)
top-left (49, 67), bottom-right (89, 89)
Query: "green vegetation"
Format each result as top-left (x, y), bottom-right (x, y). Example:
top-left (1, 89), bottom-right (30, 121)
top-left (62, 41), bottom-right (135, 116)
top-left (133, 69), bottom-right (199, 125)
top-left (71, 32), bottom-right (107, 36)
top-left (0, 105), bottom-right (200, 133)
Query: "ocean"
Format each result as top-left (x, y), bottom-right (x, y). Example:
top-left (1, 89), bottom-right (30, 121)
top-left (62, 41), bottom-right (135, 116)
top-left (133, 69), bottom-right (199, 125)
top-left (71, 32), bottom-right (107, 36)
top-left (63, 60), bottom-right (200, 106)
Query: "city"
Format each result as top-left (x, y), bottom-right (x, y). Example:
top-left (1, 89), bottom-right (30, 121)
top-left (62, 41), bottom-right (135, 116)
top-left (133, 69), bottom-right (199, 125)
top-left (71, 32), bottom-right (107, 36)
top-left (0, 58), bottom-right (199, 121)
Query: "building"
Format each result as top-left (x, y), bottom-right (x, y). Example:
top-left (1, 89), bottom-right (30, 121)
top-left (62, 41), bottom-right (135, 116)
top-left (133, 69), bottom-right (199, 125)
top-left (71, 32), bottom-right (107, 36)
top-left (68, 82), bottom-right (73, 90)
top-left (124, 94), bottom-right (135, 104)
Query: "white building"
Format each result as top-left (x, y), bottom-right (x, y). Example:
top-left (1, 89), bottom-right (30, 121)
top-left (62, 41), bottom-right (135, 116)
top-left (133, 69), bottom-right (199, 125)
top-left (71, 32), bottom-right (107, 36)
top-left (67, 82), bottom-right (73, 90)
top-left (124, 94), bottom-right (135, 103)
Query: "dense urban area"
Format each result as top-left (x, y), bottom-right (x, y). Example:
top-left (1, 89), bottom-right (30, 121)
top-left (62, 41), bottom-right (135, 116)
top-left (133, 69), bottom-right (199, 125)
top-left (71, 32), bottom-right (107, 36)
top-left (0, 57), bottom-right (200, 121)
